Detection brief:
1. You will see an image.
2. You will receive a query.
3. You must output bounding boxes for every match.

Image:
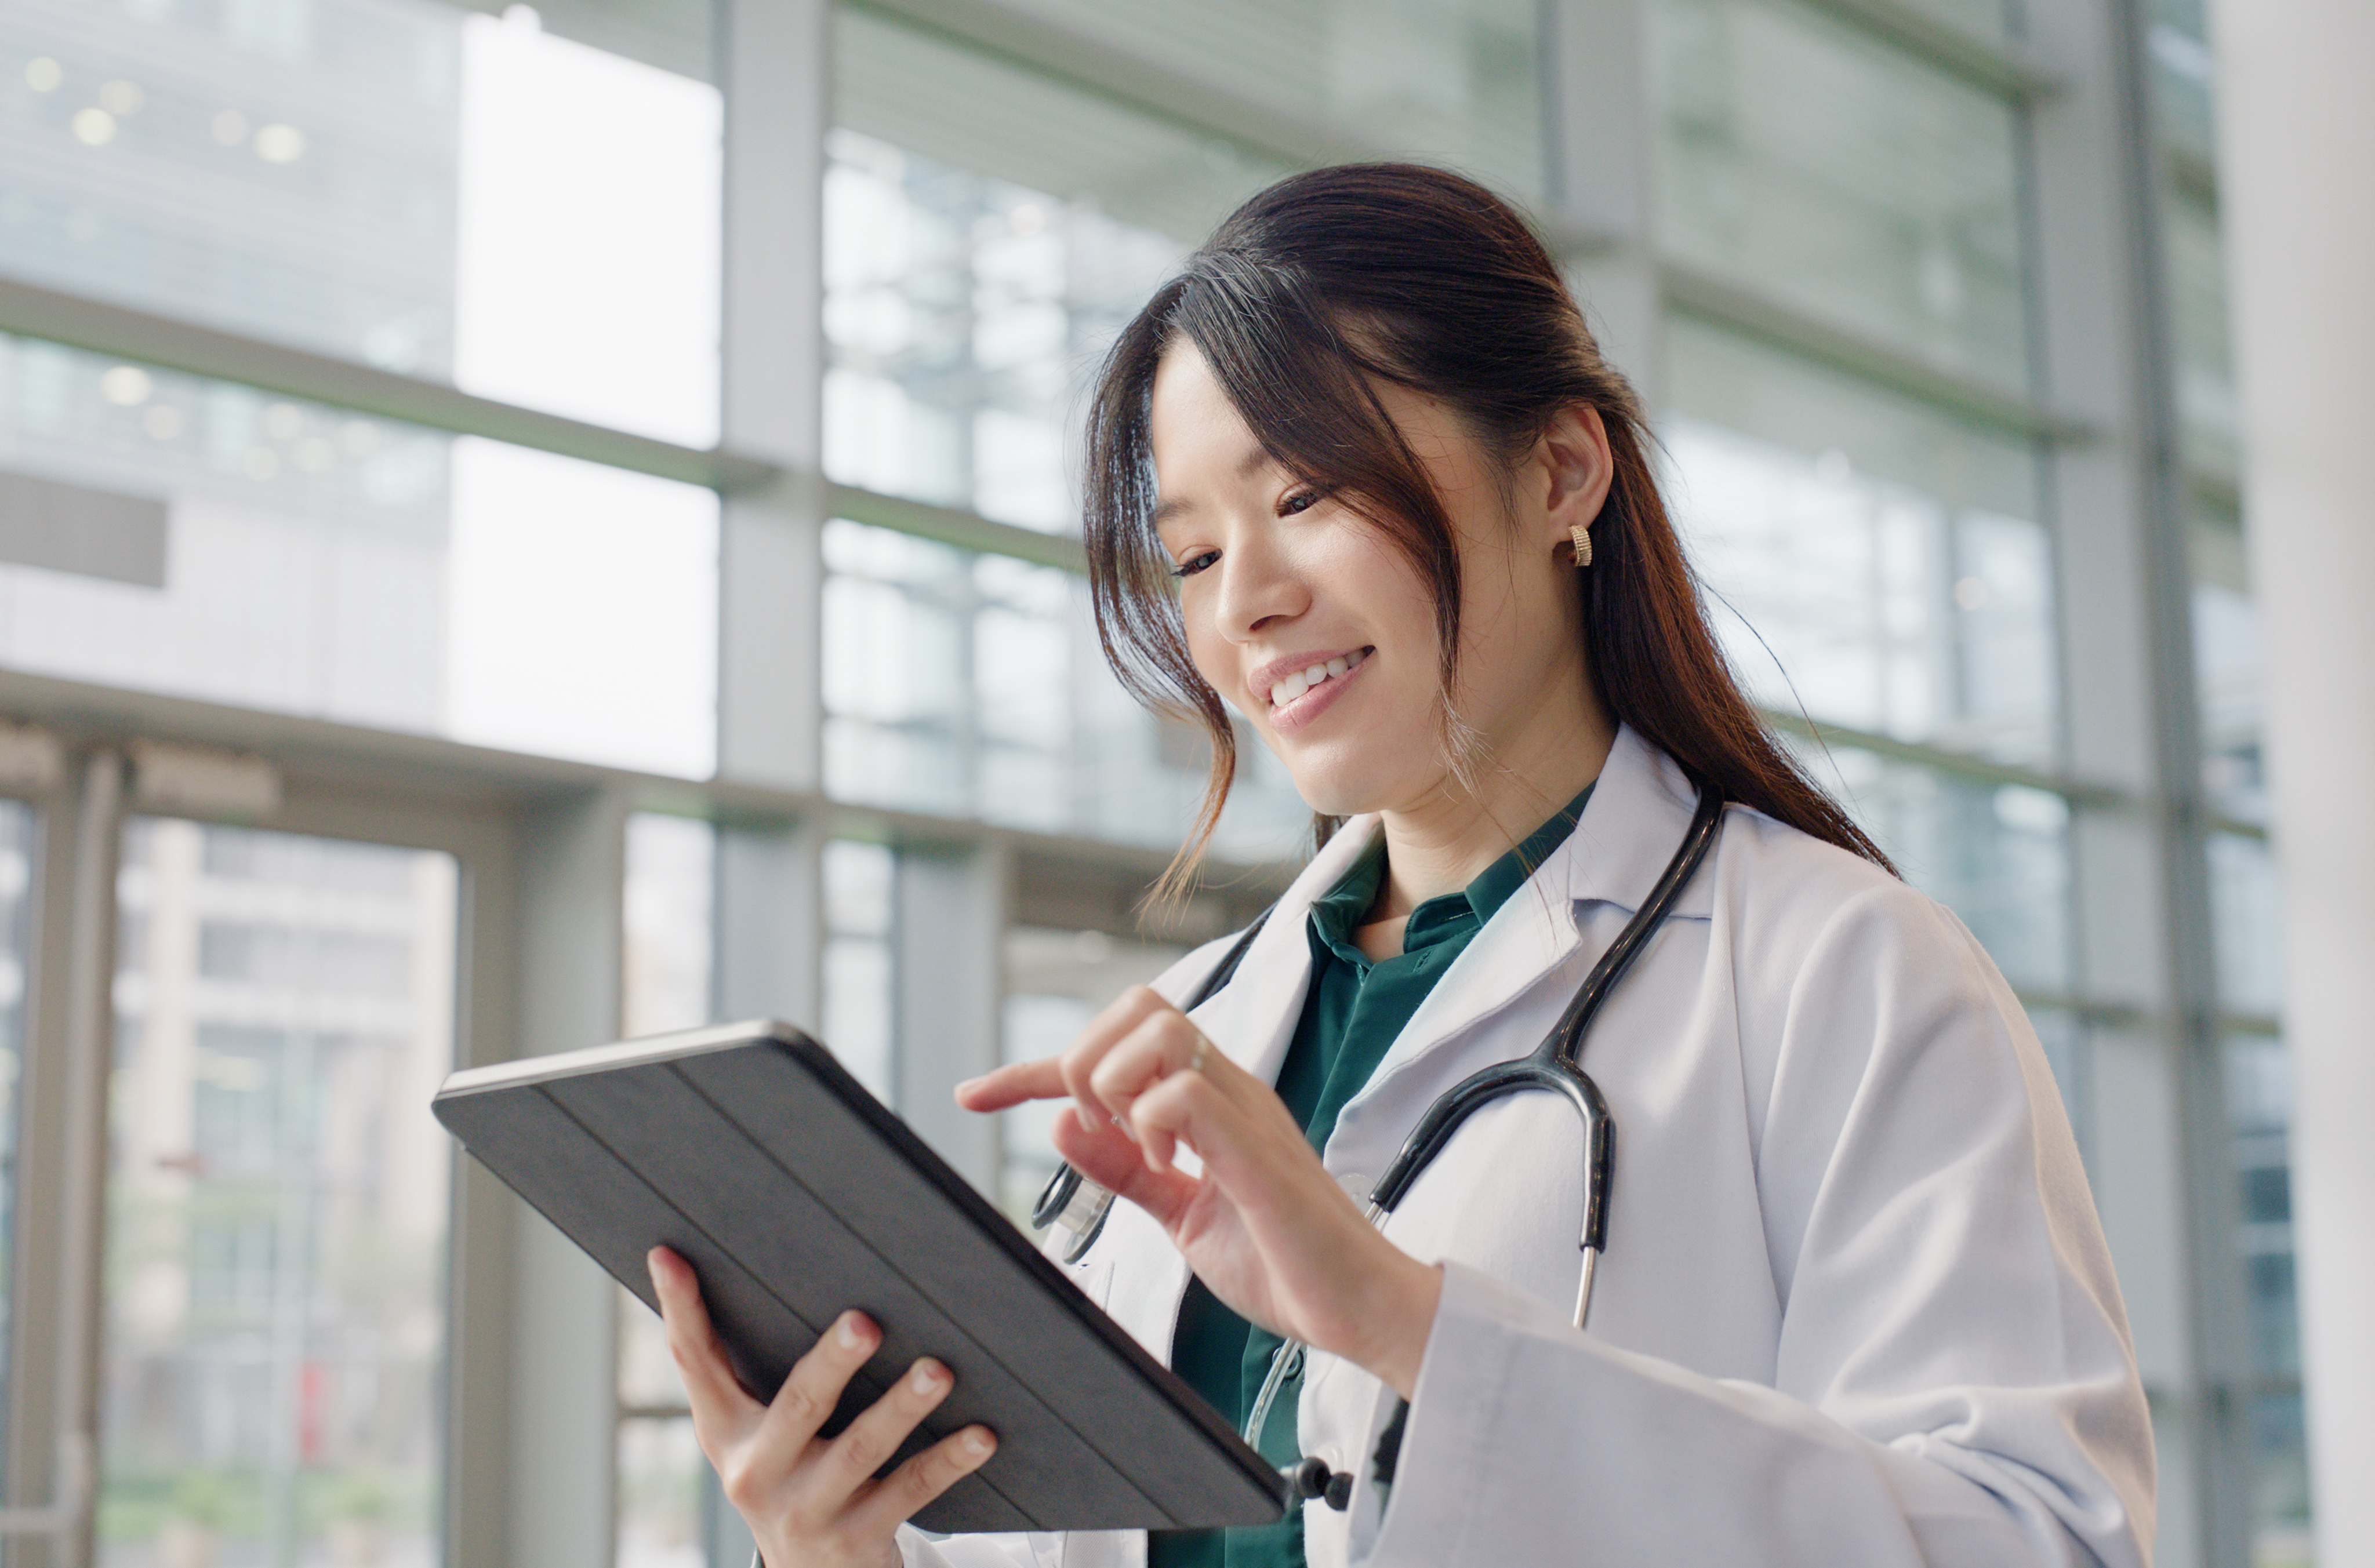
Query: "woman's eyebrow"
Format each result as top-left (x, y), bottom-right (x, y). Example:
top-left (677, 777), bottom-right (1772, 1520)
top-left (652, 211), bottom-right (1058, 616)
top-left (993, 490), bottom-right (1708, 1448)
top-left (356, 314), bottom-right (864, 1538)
top-left (1153, 446), bottom-right (1277, 527)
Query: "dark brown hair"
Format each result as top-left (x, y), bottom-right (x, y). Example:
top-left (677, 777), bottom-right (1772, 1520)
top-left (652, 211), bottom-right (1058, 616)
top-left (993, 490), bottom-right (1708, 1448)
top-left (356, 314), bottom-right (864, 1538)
top-left (1083, 163), bottom-right (1893, 893)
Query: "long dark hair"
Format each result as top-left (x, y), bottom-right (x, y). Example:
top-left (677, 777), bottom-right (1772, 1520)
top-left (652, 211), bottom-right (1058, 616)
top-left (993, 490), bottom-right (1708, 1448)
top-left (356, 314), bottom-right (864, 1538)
top-left (1083, 163), bottom-right (1893, 894)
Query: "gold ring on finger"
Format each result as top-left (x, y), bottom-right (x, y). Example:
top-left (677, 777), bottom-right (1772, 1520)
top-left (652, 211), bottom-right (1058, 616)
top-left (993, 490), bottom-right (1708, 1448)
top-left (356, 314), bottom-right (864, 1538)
top-left (1188, 1033), bottom-right (1211, 1074)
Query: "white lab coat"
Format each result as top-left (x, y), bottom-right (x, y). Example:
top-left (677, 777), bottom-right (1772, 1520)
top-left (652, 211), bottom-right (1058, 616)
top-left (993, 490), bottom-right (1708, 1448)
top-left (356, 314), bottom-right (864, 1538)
top-left (899, 725), bottom-right (2154, 1568)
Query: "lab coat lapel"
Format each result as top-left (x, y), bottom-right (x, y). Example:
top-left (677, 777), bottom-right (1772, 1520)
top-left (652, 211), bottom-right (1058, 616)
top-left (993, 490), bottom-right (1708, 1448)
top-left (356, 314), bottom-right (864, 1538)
top-left (1185, 814), bottom-right (1379, 1087)
top-left (1335, 726), bottom-right (1714, 1119)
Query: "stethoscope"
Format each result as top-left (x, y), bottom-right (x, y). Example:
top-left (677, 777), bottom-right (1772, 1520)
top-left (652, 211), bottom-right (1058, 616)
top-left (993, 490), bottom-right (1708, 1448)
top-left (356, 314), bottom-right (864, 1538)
top-left (1033, 780), bottom-right (1727, 1512)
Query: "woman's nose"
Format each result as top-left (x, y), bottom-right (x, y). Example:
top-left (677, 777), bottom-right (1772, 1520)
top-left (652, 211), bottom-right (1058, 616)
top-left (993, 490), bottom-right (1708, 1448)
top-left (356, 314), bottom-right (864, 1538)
top-left (1212, 524), bottom-right (1306, 641)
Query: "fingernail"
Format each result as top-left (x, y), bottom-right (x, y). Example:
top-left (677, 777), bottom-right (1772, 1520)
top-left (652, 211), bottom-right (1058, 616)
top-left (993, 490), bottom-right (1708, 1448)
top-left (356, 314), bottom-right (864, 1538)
top-left (954, 1074), bottom-right (985, 1093)
top-left (836, 1314), bottom-right (867, 1350)
top-left (910, 1360), bottom-right (948, 1394)
top-left (963, 1428), bottom-right (994, 1457)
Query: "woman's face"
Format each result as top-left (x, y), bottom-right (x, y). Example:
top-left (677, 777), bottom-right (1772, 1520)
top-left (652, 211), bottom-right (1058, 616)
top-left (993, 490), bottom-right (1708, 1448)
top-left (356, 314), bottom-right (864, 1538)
top-left (1147, 341), bottom-right (1610, 821)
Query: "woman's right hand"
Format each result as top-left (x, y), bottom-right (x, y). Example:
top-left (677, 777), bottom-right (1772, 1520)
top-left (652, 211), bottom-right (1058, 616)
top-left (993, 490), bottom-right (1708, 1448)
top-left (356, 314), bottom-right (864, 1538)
top-left (649, 1246), bottom-right (998, 1568)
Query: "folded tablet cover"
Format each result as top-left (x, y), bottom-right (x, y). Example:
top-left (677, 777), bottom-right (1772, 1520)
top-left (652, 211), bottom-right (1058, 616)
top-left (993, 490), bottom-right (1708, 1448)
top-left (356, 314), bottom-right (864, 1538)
top-left (432, 1020), bottom-right (1286, 1534)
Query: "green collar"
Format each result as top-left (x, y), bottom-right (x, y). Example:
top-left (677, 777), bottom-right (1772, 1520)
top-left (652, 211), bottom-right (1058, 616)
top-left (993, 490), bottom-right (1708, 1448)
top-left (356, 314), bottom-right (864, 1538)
top-left (1307, 783), bottom-right (1596, 968)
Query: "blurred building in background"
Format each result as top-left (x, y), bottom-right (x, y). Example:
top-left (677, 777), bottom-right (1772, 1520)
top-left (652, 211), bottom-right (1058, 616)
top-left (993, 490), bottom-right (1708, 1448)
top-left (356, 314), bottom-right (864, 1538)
top-left (0, 1), bottom-right (2306, 1566)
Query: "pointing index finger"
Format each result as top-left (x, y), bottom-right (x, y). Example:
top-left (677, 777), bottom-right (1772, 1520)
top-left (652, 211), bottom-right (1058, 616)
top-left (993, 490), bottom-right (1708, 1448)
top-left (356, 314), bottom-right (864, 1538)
top-left (953, 1057), bottom-right (1066, 1111)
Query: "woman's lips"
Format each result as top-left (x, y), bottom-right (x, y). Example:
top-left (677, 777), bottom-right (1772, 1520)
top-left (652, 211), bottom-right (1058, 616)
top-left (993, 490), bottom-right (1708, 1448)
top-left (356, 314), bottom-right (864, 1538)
top-left (1265, 647), bottom-right (1372, 734)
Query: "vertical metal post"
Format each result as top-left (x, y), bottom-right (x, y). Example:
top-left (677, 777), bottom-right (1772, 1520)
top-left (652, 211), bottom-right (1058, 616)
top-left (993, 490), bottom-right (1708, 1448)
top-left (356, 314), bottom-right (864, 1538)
top-left (501, 787), bottom-right (630, 1568)
top-left (1541, 0), bottom-right (1662, 394)
top-left (0, 753), bottom-right (120, 1568)
top-left (2205, 1), bottom-right (2375, 1560)
top-left (2025, 1), bottom-right (2247, 1562)
top-left (716, 0), bottom-right (832, 796)
top-left (703, 1), bottom-right (834, 1559)
top-left (893, 842), bottom-right (1012, 1196)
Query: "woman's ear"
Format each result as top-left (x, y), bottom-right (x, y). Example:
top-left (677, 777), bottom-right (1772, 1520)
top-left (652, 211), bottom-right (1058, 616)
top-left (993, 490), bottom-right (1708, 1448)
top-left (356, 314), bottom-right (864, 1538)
top-left (1535, 405), bottom-right (1617, 552)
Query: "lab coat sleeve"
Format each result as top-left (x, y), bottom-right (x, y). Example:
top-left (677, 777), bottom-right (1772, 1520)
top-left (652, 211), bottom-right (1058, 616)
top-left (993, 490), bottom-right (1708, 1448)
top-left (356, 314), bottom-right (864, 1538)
top-left (890, 1527), bottom-right (1054, 1568)
top-left (1360, 879), bottom-right (2155, 1568)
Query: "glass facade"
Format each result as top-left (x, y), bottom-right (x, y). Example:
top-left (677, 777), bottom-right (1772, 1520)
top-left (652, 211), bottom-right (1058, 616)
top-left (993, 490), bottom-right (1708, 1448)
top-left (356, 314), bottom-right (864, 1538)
top-left (0, 0), bottom-right (2305, 1562)
top-left (0, 0), bottom-right (720, 443)
top-left (101, 820), bottom-right (457, 1568)
top-left (1651, 0), bottom-right (2032, 391)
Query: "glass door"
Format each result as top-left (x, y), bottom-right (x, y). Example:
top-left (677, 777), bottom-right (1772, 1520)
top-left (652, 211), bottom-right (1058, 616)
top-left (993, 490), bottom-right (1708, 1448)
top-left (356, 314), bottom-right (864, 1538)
top-left (100, 818), bottom-right (458, 1568)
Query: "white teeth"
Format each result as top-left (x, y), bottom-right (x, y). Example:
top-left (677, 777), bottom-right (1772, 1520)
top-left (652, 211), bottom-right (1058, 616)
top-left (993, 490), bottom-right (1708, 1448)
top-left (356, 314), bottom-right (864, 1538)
top-left (1269, 650), bottom-right (1370, 708)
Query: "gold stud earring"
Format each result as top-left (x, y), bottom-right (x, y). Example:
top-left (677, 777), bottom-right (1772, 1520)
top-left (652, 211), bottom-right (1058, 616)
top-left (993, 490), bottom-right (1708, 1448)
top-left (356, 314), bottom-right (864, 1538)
top-left (1570, 525), bottom-right (1593, 569)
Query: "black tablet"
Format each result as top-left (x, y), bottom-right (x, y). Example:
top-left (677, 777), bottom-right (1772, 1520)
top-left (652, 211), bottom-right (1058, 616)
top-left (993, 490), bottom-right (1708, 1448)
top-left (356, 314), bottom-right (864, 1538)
top-left (431, 1020), bottom-right (1287, 1534)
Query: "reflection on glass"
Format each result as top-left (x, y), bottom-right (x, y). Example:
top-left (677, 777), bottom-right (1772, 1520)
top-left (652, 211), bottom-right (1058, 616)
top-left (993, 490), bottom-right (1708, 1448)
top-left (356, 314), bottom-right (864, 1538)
top-left (102, 820), bottom-right (457, 1568)
top-left (2193, 531), bottom-right (2264, 824)
top-left (990, 0), bottom-right (1545, 200)
top-left (823, 128), bottom-right (1187, 532)
top-left (998, 927), bottom-right (1186, 1223)
top-left (616, 1416), bottom-right (706, 1568)
top-left (1800, 744), bottom-right (2072, 993)
top-left (2225, 1034), bottom-right (2311, 1567)
top-left (2209, 831), bottom-right (2282, 1019)
top-left (0, 336), bottom-right (719, 777)
top-left (1666, 325), bottom-right (2054, 767)
top-left (2145, 3), bottom-right (2217, 166)
top-left (1652, 0), bottom-right (2031, 390)
top-left (0, 799), bottom-right (31, 1454)
top-left (822, 520), bottom-right (1310, 860)
top-left (827, 8), bottom-right (1291, 531)
top-left (823, 840), bottom-right (896, 1103)
top-left (0, 0), bottom-right (719, 441)
top-left (2164, 186), bottom-right (2239, 481)
top-left (623, 814), bottom-right (716, 1039)
top-left (1672, 421), bottom-right (2055, 763)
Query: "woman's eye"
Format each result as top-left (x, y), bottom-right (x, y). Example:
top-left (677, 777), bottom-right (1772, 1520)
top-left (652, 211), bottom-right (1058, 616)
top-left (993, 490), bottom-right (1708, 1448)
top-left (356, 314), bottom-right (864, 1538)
top-left (1170, 550), bottom-right (1221, 579)
top-left (1279, 488), bottom-right (1323, 517)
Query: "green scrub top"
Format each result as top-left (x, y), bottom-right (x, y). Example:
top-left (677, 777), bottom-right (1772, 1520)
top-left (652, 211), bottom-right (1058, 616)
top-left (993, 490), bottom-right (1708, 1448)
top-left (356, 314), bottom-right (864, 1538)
top-left (1148, 784), bottom-right (1594, 1568)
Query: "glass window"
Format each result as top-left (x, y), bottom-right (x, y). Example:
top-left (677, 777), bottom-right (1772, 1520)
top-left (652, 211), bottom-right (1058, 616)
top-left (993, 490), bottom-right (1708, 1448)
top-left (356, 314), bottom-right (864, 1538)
top-left (623, 813), bottom-right (717, 1039)
top-left (2145, 0), bottom-right (2217, 168)
top-left (2208, 830), bottom-right (2282, 1021)
top-left (1651, 0), bottom-right (2032, 391)
top-left (985, 0), bottom-right (1545, 202)
top-left (823, 838), bottom-right (896, 1103)
top-left (822, 519), bottom-right (1311, 860)
top-left (1802, 743), bottom-right (2073, 995)
top-left (0, 797), bottom-right (31, 1455)
top-left (615, 1411), bottom-right (706, 1568)
top-left (102, 819), bottom-right (458, 1568)
top-left (998, 926), bottom-right (1186, 1222)
top-left (0, 0), bottom-right (720, 444)
top-left (828, 9), bottom-right (1291, 530)
top-left (2225, 1034), bottom-right (2311, 1566)
top-left (2192, 515), bottom-right (2264, 824)
top-left (2165, 187), bottom-right (2239, 483)
top-left (1666, 319), bottom-right (2056, 767)
top-left (0, 334), bottom-right (719, 777)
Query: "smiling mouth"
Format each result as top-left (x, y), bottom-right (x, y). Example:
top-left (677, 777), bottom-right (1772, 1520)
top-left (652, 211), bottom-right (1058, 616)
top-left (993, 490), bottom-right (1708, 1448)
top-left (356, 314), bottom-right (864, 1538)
top-left (1267, 647), bottom-right (1372, 711)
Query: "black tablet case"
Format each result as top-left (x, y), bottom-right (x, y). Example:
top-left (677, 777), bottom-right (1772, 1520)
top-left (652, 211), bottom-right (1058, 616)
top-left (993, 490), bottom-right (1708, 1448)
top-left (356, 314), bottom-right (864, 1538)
top-left (432, 1020), bottom-right (1286, 1534)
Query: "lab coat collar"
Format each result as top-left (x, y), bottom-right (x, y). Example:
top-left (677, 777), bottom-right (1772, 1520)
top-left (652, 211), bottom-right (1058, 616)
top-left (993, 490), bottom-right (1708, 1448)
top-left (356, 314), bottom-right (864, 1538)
top-left (1185, 808), bottom-right (1375, 1089)
top-left (1564, 725), bottom-right (1721, 921)
top-left (1190, 726), bottom-right (1714, 1097)
top-left (1330, 726), bottom-right (1717, 1134)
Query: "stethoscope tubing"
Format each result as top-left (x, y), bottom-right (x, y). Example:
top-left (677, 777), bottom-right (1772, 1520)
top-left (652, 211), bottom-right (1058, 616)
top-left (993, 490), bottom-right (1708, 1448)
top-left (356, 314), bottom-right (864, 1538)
top-left (1035, 778), bottom-right (1728, 1502)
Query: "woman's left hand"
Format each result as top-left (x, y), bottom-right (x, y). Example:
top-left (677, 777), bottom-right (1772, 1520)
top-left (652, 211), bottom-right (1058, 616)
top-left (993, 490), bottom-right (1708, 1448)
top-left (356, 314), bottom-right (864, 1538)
top-left (956, 985), bottom-right (1442, 1398)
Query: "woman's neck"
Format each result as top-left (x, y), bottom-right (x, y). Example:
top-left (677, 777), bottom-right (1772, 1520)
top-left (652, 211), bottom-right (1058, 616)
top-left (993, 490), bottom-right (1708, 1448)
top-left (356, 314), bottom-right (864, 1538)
top-left (1364, 715), bottom-right (1616, 925)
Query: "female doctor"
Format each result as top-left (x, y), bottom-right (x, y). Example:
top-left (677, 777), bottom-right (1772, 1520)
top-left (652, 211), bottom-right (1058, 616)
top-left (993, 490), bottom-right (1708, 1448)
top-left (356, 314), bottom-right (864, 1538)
top-left (648, 163), bottom-right (2156, 1568)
